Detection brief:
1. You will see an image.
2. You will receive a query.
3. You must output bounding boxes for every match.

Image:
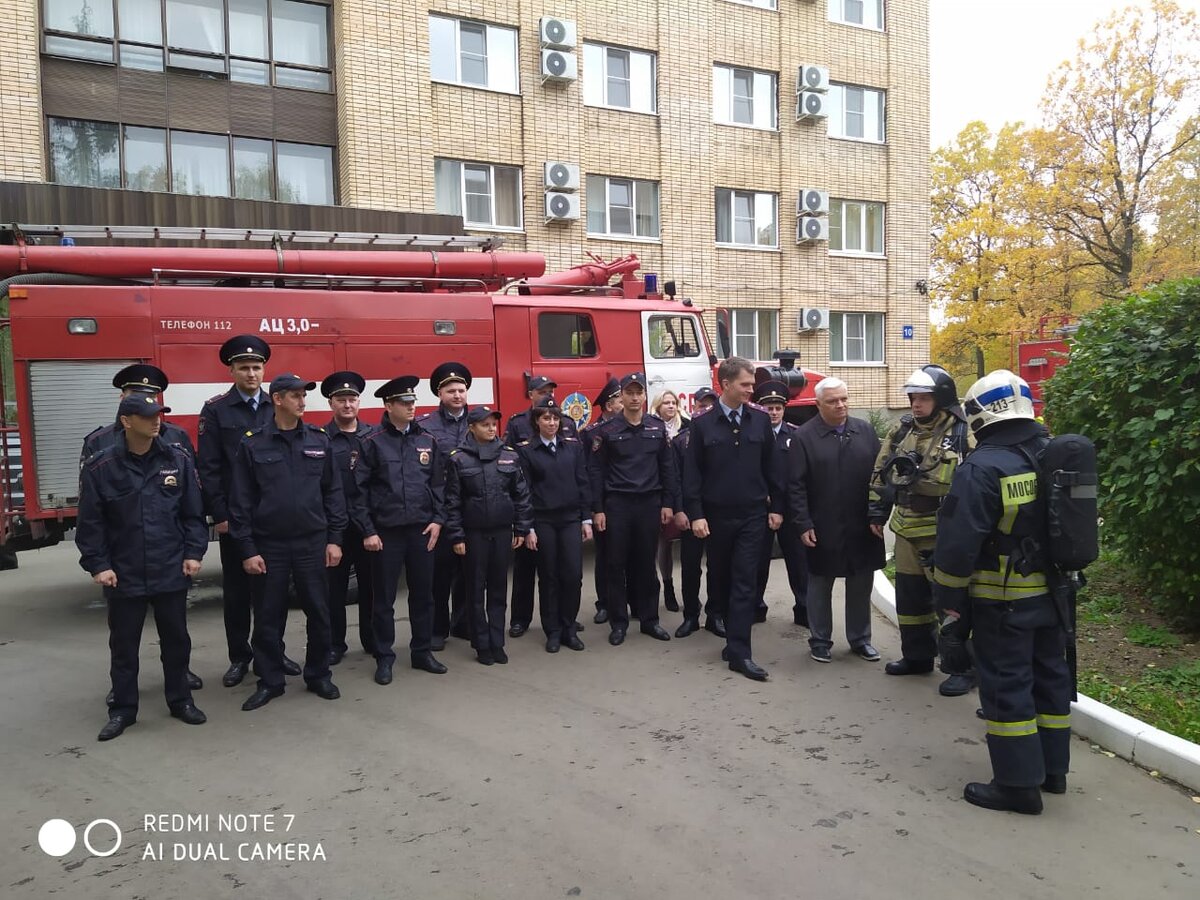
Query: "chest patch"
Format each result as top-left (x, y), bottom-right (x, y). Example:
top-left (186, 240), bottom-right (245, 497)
top-left (303, 449), bottom-right (327, 459)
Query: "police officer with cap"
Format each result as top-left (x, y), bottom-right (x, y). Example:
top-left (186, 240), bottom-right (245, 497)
top-left (417, 362), bottom-right (473, 650)
top-left (932, 370), bottom-right (1070, 815)
top-left (321, 371), bottom-right (377, 664)
top-left (229, 373), bottom-right (346, 711)
top-left (693, 387), bottom-right (718, 413)
top-left (588, 371), bottom-right (678, 646)
top-left (77, 394), bottom-right (209, 740)
top-left (354, 376), bottom-right (448, 683)
top-left (582, 377), bottom-right (623, 625)
top-left (198, 335), bottom-right (296, 689)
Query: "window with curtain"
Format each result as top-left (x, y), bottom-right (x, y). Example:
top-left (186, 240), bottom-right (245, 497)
top-left (123, 125), bottom-right (168, 191)
top-left (273, 0), bottom-right (330, 89)
top-left (830, 312), bottom-right (885, 363)
top-left (171, 130), bottom-right (230, 196)
top-left (730, 309), bottom-right (778, 361)
top-left (167, 0), bottom-right (224, 53)
top-left (825, 83), bottom-right (886, 142)
top-left (715, 189), bottom-right (778, 248)
top-left (44, 0), bottom-right (115, 60)
top-left (829, 199), bottom-right (885, 254)
top-left (713, 64), bottom-right (776, 129)
top-left (428, 15), bottom-right (518, 93)
top-left (582, 43), bottom-right (657, 114)
top-left (586, 175), bottom-right (659, 238)
top-left (233, 137), bottom-right (273, 200)
top-left (829, 0), bottom-right (884, 30)
top-left (277, 142), bottom-right (334, 204)
top-left (47, 118), bottom-right (120, 188)
top-left (434, 159), bottom-right (522, 229)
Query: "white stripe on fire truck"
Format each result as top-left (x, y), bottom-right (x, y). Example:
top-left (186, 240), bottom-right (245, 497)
top-left (163, 379), bottom-right (496, 417)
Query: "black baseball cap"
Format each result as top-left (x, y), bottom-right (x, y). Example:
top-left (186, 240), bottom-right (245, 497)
top-left (467, 406), bottom-right (502, 424)
top-left (268, 373), bottom-right (316, 395)
top-left (118, 394), bottom-right (171, 417)
top-left (620, 372), bottom-right (647, 390)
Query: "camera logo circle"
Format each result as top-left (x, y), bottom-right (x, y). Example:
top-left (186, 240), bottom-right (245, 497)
top-left (38, 819), bottom-right (122, 858)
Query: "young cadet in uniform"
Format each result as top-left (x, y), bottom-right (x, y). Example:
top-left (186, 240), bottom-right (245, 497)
top-left (229, 374), bottom-right (346, 711)
top-left (581, 377), bottom-right (623, 625)
top-left (753, 380), bottom-right (809, 628)
top-left (684, 358), bottom-right (785, 681)
top-left (515, 398), bottom-right (592, 652)
top-left (353, 376), bottom-right (447, 684)
top-left (321, 371), bottom-right (376, 665)
top-left (588, 372), bottom-right (677, 646)
top-left (445, 407), bottom-right (533, 665)
top-left (870, 366), bottom-right (972, 695)
top-left (197, 336), bottom-right (293, 689)
top-left (932, 370), bottom-right (1070, 815)
top-left (417, 362), bottom-right (473, 650)
top-left (77, 394), bottom-right (208, 741)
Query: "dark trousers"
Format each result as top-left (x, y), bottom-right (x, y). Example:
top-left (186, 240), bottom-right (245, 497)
top-left (706, 513), bottom-right (767, 660)
top-left (509, 546), bottom-right (538, 626)
top-left (533, 518), bottom-right (583, 638)
top-left (465, 527), bottom-right (514, 650)
top-left (107, 589), bottom-right (192, 718)
top-left (592, 528), bottom-right (610, 612)
top-left (249, 536), bottom-right (331, 690)
top-left (755, 522), bottom-right (809, 620)
top-left (371, 525), bottom-right (435, 664)
top-left (604, 493), bottom-right (661, 631)
top-left (894, 534), bottom-right (938, 662)
top-left (432, 538), bottom-right (467, 639)
top-left (219, 532), bottom-right (254, 665)
top-left (974, 596), bottom-right (1072, 788)
top-left (328, 525), bottom-right (376, 656)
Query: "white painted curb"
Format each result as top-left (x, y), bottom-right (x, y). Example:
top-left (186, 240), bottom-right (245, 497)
top-left (870, 569), bottom-right (1200, 792)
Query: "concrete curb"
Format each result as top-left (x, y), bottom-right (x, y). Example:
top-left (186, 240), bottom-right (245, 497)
top-left (870, 569), bottom-right (1200, 793)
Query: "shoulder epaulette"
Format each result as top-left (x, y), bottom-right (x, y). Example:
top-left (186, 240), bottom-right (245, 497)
top-left (416, 411), bottom-right (433, 420)
top-left (563, 435), bottom-right (580, 443)
top-left (204, 392), bottom-right (227, 405)
top-left (449, 448), bottom-right (459, 456)
top-left (517, 439), bottom-right (530, 446)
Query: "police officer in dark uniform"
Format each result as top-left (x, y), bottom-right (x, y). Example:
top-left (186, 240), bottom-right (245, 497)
top-left (753, 380), bottom-right (809, 628)
top-left (587, 372), bottom-right (677, 646)
top-left (582, 377), bottom-right (623, 625)
top-left (353, 376), bottom-right (448, 684)
top-left (417, 362), bottom-right (473, 650)
top-left (321, 371), bottom-right (376, 664)
top-left (669, 394), bottom-right (717, 639)
top-left (514, 397), bottom-right (592, 652)
top-left (684, 358), bottom-right (785, 681)
top-left (229, 374), bottom-right (346, 711)
top-left (198, 336), bottom-right (296, 689)
top-left (933, 370), bottom-right (1071, 815)
top-left (77, 395), bottom-right (209, 740)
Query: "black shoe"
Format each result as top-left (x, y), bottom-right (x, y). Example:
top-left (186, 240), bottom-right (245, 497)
top-left (663, 582), bottom-right (680, 612)
top-left (411, 652), bottom-right (448, 675)
top-left (187, 670), bottom-right (203, 690)
top-left (98, 714), bottom-right (134, 741)
top-left (430, 636), bottom-right (446, 652)
top-left (976, 707), bottom-right (985, 720)
top-left (509, 622), bottom-right (529, 638)
top-left (675, 617), bottom-right (700, 638)
top-left (306, 678), bottom-right (340, 700)
top-left (564, 634), bottom-right (585, 651)
top-left (729, 657), bottom-right (769, 681)
top-left (852, 642), bottom-right (881, 662)
top-left (328, 648), bottom-right (346, 666)
top-left (753, 606), bottom-right (768, 624)
top-left (721, 647), bottom-right (729, 661)
top-left (492, 647), bottom-right (509, 664)
top-left (575, 620), bottom-right (585, 633)
top-left (1042, 774), bottom-right (1068, 794)
top-left (810, 646), bottom-right (832, 663)
top-left (546, 635), bottom-right (561, 653)
top-left (885, 658), bottom-right (935, 676)
top-left (704, 616), bottom-right (727, 638)
top-left (106, 690), bottom-right (114, 706)
top-left (222, 660), bottom-right (250, 688)
top-left (374, 661), bottom-right (393, 685)
top-left (593, 609), bottom-right (609, 625)
top-left (963, 781), bottom-right (1043, 815)
top-left (282, 655), bottom-right (302, 677)
top-left (641, 623), bottom-right (671, 641)
top-left (939, 673), bottom-right (975, 697)
top-left (241, 685), bottom-right (284, 711)
top-left (608, 629), bottom-right (626, 646)
top-left (170, 703), bottom-right (207, 725)
top-left (476, 649), bottom-right (494, 665)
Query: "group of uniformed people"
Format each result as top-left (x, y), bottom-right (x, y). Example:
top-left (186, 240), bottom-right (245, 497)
top-left (76, 338), bottom-right (1074, 815)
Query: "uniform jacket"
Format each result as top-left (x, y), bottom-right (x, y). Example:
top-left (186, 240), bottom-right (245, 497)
top-left (683, 404), bottom-right (784, 520)
top-left (81, 417), bottom-right (194, 468)
top-left (504, 407), bottom-right (579, 445)
top-left (416, 404), bottom-right (470, 450)
top-left (353, 416), bottom-right (444, 534)
top-left (228, 419), bottom-right (347, 559)
top-left (197, 387), bottom-right (273, 523)
top-left (587, 414), bottom-right (679, 513)
top-left (444, 438), bottom-right (533, 542)
top-left (868, 410), bottom-right (969, 541)
top-left (514, 434), bottom-right (591, 522)
top-left (76, 434), bottom-right (208, 599)
top-left (323, 418), bottom-right (375, 532)
top-left (787, 415), bottom-right (885, 577)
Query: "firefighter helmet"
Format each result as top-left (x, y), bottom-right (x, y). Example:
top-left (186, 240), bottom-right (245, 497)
top-left (962, 369), bottom-right (1035, 434)
top-left (905, 365), bottom-right (963, 420)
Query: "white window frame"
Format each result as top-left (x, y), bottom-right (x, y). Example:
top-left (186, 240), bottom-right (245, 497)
top-left (586, 175), bottom-right (660, 241)
top-left (715, 189), bottom-right (779, 250)
top-left (723, 0), bottom-right (778, 10)
top-left (830, 312), bottom-right (885, 365)
top-left (713, 64), bottom-right (777, 131)
top-left (828, 0), bottom-right (885, 31)
top-left (826, 83), bottom-right (886, 143)
top-left (829, 198), bottom-right (885, 257)
top-left (582, 42), bottom-right (657, 114)
top-left (435, 159), bottom-right (524, 232)
top-left (428, 14), bottom-right (519, 94)
top-left (731, 308), bottom-right (780, 361)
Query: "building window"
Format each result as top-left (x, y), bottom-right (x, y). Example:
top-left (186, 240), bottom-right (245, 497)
top-left (829, 0), bottom-right (884, 30)
top-left (731, 309), bottom-right (779, 361)
top-left (586, 175), bottom-right (659, 239)
top-left (647, 315), bottom-right (701, 359)
top-left (41, 0), bottom-right (332, 91)
top-left (826, 83), bottom-right (886, 142)
top-left (582, 43), bottom-right (656, 113)
top-left (829, 199), bottom-right (885, 255)
top-left (434, 159), bottom-right (523, 230)
top-left (538, 313), bottom-right (597, 359)
top-left (716, 189), bottom-right (778, 248)
top-left (831, 312), bottom-right (885, 363)
top-left (428, 15), bottom-right (518, 94)
top-left (46, 117), bottom-right (334, 202)
top-left (713, 64), bottom-right (777, 129)
top-left (726, 0), bottom-right (777, 8)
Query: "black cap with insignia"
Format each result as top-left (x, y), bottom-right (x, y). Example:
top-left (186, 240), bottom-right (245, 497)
top-left (268, 373), bottom-right (316, 395)
top-left (531, 396), bottom-right (562, 416)
top-left (620, 372), bottom-right (647, 390)
top-left (112, 363), bottom-right (169, 393)
top-left (118, 394), bottom-right (171, 417)
top-left (694, 387), bottom-right (718, 405)
top-left (753, 380), bottom-right (790, 405)
top-left (527, 374), bottom-right (557, 394)
top-left (593, 377), bottom-right (621, 408)
top-left (219, 335), bottom-right (271, 365)
top-left (320, 371), bottom-right (366, 398)
top-left (430, 362), bottom-right (472, 392)
top-left (375, 375), bottom-right (420, 402)
top-left (467, 406), bottom-right (502, 424)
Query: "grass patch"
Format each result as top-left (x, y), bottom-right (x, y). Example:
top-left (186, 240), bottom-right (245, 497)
top-left (882, 558), bottom-right (896, 584)
top-left (1125, 623), bottom-right (1183, 649)
top-left (1078, 665), bottom-right (1200, 745)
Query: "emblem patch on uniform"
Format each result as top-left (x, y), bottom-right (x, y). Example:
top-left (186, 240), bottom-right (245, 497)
top-left (419, 450), bottom-right (431, 465)
top-left (563, 392), bottom-right (591, 426)
top-left (197, 417), bottom-right (205, 435)
top-left (592, 436), bottom-right (602, 452)
top-left (245, 430), bottom-right (253, 436)
top-left (303, 449), bottom-right (327, 458)
top-left (163, 475), bottom-right (178, 487)
top-left (349, 450), bottom-right (360, 470)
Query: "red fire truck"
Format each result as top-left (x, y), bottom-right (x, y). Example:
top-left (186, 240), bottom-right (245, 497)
top-left (1014, 315), bottom-right (1077, 416)
top-left (0, 225), bottom-right (821, 552)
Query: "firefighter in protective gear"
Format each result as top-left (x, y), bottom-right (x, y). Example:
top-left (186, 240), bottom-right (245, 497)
top-left (869, 365), bottom-right (971, 694)
top-left (932, 370), bottom-right (1071, 816)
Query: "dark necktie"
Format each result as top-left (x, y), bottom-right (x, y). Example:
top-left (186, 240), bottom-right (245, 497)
top-left (729, 410), bottom-right (740, 428)
top-left (548, 442), bottom-right (557, 455)
top-left (248, 396), bottom-right (258, 413)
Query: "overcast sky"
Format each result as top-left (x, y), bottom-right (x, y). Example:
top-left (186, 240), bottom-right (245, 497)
top-left (929, 0), bottom-right (1200, 150)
